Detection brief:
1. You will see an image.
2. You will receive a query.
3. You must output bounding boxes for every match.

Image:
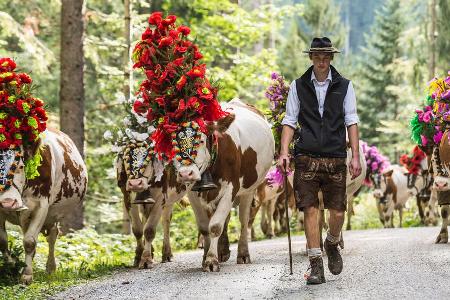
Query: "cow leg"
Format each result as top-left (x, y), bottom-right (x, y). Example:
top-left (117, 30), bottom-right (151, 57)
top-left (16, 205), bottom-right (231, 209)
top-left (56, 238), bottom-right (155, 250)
top-left (129, 202), bottom-right (145, 267)
top-left (218, 213), bottom-right (231, 262)
top-left (21, 204), bottom-right (49, 284)
top-left (197, 232), bottom-right (204, 249)
top-left (203, 190), bottom-right (233, 272)
top-left (346, 196), bottom-right (354, 231)
top-left (398, 207), bottom-right (403, 228)
top-left (266, 197), bottom-right (276, 239)
top-left (416, 196), bottom-right (425, 225)
top-left (248, 195), bottom-right (262, 241)
top-left (45, 224), bottom-right (58, 274)
top-left (139, 201), bottom-right (163, 269)
top-left (161, 203), bottom-right (174, 263)
top-left (0, 219), bottom-right (14, 264)
top-left (187, 194), bottom-right (212, 269)
top-left (376, 199), bottom-right (385, 226)
top-left (237, 193), bottom-right (253, 264)
top-left (260, 201), bottom-right (269, 236)
top-left (436, 205), bottom-right (449, 244)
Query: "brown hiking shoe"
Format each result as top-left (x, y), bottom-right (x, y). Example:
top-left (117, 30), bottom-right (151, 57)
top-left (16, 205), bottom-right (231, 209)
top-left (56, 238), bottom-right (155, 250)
top-left (305, 256), bottom-right (326, 285)
top-left (324, 238), bottom-right (343, 275)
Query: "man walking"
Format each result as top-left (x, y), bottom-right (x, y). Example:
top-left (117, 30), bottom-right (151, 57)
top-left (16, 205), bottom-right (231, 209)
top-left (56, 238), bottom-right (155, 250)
top-left (278, 37), bottom-right (361, 284)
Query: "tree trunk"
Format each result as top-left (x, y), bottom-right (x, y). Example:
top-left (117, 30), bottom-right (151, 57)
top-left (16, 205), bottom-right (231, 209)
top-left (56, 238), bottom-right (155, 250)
top-left (59, 0), bottom-right (85, 232)
top-left (429, 0), bottom-right (436, 78)
top-left (122, 0), bottom-right (132, 235)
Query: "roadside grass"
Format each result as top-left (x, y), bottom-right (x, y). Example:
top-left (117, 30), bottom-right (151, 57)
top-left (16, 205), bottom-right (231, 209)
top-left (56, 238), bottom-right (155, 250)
top-left (0, 191), bottom-right (425, 299)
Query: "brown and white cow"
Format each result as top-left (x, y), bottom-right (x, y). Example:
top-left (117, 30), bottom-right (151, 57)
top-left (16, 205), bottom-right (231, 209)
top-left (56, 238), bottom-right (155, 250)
top-left (0, 129), bottom-right (87, 284)
top-left (372, 163), bottom-right (428, 228)
top-left (116, 143), bottom-right (231, 268)
top-left (173, 98), bottom-right (275, 271)
top-left (116, 149), bottom-right (186, 269)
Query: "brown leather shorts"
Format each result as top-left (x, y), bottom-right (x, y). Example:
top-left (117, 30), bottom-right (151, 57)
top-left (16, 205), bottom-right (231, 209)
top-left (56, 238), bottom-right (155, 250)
top-left (294, 155), bottom-right (347, 212)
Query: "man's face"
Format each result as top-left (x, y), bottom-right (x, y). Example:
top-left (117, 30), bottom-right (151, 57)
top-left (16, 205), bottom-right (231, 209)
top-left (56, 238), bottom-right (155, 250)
top-left (310, 53), bottom-right (332, 73)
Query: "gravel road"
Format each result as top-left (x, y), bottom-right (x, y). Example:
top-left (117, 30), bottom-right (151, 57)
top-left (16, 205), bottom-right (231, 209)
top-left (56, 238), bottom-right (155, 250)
top-left (53, 227), bottom-right (450, 300)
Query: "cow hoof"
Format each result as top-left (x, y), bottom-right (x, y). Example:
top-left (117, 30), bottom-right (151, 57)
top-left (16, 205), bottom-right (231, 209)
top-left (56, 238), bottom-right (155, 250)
top-left (203, 256), bottom-right (220, 272)
top-left (237, 254), bottom-right (251, 264)
top-left (20, 274), bottom-right (33, 285)
top-left (435, 233), bottom-right (448, 244)
top-left (218, 251), bottom-right (231, 263)
top-left (161, 254), bottom-right (173, 263)
top-left (138, 251), bottom-right (154, 269)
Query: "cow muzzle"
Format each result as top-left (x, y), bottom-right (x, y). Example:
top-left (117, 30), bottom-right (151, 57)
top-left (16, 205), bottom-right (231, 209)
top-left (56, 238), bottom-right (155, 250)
top-left (177, 167), bottom-right (201, 183)
top-left (434, 181), bottom-right (449, 191)
top-left (373, 190), bottom-right (383, 198)
top-left (126, 178), bottom-right (147, 192)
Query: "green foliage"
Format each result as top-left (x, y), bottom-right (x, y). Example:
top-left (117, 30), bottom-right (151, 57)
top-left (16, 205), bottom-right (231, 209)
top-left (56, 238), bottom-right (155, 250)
top-left (437, 0), bottom-right (450, 70)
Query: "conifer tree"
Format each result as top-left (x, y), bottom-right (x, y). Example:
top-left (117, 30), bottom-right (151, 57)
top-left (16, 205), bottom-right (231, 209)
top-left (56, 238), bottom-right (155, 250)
top-left (357, 0), bottom-right (405, 146)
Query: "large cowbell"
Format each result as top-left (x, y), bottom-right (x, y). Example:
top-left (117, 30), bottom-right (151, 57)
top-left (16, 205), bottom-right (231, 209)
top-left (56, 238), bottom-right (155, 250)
top-left (0, 148), bottom-right (17, 189)
top-left (176, 126), bottom-right (217, 192)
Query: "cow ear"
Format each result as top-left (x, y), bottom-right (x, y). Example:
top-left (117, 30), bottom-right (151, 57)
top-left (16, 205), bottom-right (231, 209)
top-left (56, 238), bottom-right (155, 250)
top-left (23, 138), bottom-right (42, 162)
top-left (384, 170), bottom-right (394, 177)
top-left (206, 114), bottom-right (236, 135)
top-left (116, 157), bottom-right (127, 188)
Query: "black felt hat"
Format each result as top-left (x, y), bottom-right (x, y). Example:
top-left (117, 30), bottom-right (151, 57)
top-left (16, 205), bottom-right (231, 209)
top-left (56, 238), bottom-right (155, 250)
top-left (303, 37), bottom-right (340, 53)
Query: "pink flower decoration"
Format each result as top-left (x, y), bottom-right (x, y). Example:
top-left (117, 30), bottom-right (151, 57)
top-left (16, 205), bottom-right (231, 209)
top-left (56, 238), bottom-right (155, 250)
top-left (371, 162), bottom-right (378, 171)
top-left (421, 135), bottom-right (428, 146)
top-left (434, 131), bottom-right (444, 144)
top-left (266, 168), bottom-right (291, 187)
top-left (442, 90), bottom-right (450, 100)
top-left (422, 111), bottom-right (432, 123)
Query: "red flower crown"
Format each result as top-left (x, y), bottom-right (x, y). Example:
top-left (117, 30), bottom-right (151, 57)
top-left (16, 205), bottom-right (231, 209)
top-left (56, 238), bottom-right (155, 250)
top-left (131, 12), bottom-right (228, 160)
top-left (0, 58), bottom-right (47, 150)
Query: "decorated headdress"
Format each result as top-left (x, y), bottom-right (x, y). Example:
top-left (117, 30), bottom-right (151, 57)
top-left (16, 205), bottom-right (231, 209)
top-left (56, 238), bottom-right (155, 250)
top-left (410, 71), bottom-right (450, 148)
top-left (360, 140), bottom-right (391, 186)
top-left (399, 146), bottom-right (426, 175)
top-left (264, 72), bottom-right (292, 187)
top-left (130, 12), bottom-right (229, 165)
top-left (0, 57), bottom-right (48, 191)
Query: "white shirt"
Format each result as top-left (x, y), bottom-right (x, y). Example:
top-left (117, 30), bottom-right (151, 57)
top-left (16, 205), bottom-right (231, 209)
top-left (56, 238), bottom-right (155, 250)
top-left (281, 69), bottom-right (359, 129)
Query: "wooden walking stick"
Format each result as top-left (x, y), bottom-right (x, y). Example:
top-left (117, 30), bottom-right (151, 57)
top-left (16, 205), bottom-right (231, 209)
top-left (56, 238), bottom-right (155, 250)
top-left (283, 159), bottom-right (293, 275)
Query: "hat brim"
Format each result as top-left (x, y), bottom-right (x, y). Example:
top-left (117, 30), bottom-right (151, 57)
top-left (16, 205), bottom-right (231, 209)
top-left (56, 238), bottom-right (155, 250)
top-left (303, 48), bottom-right (341, 54)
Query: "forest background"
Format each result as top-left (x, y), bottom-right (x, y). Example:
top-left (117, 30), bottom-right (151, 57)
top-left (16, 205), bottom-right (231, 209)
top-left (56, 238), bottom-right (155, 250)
top-left (0, 0), bottom-right (449, 298)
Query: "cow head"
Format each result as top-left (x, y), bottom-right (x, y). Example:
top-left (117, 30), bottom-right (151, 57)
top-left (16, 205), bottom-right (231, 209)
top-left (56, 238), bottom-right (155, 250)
top-left (430, 146), bottom-right (450, 191)
top-left (371, 173), bottom-right (384, 199)
top-left (174, 114), bottom-right (235, 184)
top-left (118, 141), bottom-right (155, 193)
top-left (0, 143), bottom-right (40, 210)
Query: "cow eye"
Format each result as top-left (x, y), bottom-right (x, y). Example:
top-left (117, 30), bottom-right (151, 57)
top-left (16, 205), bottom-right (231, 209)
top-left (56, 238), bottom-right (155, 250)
top-left (19, 166), bottom-right (24, 170)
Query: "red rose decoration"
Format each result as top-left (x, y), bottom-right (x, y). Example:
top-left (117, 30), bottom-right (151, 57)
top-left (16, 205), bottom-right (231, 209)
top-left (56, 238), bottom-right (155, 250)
top-left (158, 36), bottom-right (174, 48)
top-left (186, 65), bottom-right (206, 78)
top-left (162, 15), bottom-right (177, 26)
top-left (148, 12), bottom-right (163, 25)
top-left (130, 13), bottom-right (229, 161)
top-left (0, 58), bottom-right (48, 149)
top-left (177, 26), bottom-right (191, 36)
top-left (176, 75), bottom-right (187, 91)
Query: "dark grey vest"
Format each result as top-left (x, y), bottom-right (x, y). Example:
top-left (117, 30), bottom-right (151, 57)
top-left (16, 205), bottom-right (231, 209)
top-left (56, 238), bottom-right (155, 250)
top-left (294, 65), bottom-right (349, 158)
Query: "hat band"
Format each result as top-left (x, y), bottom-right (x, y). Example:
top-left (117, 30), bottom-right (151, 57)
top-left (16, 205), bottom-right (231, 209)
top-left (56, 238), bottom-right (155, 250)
top-left (308, 47), bottom-right (339, 52)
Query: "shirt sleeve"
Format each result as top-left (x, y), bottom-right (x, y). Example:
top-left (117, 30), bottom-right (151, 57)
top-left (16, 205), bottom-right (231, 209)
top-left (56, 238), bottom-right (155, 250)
top-left (344, 81), bottom-right (359, 127)
top-left (281, 80), bottom-right (300, 129)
